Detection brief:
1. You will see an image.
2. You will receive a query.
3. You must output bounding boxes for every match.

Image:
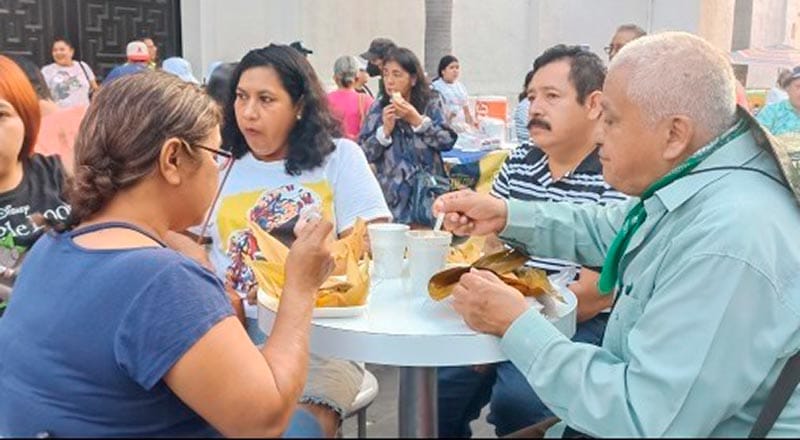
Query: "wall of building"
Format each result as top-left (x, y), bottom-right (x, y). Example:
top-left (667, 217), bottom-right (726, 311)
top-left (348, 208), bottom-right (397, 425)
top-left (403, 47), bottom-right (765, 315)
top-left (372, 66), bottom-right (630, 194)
top-left (450, 0), bottom-right (538, 103)
top-left (181, 0), bottom-right (425, 87)
top-left (451, 0), bottom-right (720, 104)
top-left (699, 0), bottom-right (737, 52)
top-left (750, 0), bottom-right (789, 46)
top-left (181, 0), bottom-right (785, 102)
top-left (737, 0), bottom-right (794, 88)
top-left (790, 0), bottom-right (800, 48)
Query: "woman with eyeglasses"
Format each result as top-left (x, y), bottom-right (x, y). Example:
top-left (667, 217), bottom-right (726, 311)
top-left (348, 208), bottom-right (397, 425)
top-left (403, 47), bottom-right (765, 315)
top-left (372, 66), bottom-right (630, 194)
top-left (210, 44), bottom-right (391, 433)
top-left (604, 24), bottom-right (647, 61)
top-left (358, 47), bottom-right (457, 227)
top-left (0, 55), bottom-right (70, 313)
top-left (0, 71), bottom-right (336, 437)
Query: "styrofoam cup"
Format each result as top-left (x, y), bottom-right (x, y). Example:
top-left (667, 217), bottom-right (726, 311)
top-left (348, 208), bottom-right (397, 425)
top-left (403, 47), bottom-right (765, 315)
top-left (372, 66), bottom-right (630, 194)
top-left (405, 230), bottom-right (452, 296)
top-left (368, 223), bottom-right (410, 279)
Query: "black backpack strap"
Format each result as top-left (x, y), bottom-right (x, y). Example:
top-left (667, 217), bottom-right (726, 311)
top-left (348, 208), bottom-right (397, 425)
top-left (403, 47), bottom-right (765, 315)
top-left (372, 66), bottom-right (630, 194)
top-left (76, 60), bottom-right (91, 83)
top-left (750, 352), bottom-right (800, 437)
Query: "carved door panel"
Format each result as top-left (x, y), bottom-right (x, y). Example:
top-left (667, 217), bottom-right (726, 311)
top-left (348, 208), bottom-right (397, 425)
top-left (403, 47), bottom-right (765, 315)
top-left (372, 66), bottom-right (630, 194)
top-left (0, 0), bottom-right (181, 80)
top-left (0, 0), bottom-right (68, 63)
top-left (75, 0), bottom-right (182, 79)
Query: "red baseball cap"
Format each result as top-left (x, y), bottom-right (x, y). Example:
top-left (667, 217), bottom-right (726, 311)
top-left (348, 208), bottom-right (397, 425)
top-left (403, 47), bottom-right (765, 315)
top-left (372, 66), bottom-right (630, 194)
top-left (126, 41), bottom-right (150, 62)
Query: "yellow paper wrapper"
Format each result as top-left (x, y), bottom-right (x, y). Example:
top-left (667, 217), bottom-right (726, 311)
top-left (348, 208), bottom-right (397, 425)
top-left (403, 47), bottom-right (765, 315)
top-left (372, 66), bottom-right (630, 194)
top-left (447, 236), bottom-right (485, 265)
top-left (245, 218), bottom-right (371, 307)
top-left (330, 218), bottom-right (368, 276)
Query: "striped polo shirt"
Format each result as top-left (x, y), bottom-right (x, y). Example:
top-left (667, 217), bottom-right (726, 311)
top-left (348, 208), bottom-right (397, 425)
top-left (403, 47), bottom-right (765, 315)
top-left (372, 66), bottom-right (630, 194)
top-left (491, 143), bottom-right (628, 273)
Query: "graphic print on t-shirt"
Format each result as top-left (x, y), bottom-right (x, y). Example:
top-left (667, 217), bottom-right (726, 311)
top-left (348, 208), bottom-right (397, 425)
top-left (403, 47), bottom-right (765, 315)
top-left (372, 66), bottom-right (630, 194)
top-left (0, 201), bottom-right (71, 250)
top-left (50, 71), bottom-right (84, 102)
top-left (0, 234), bottom-right (24, 271)
top-left (219, 182), bottom-right (333, 293)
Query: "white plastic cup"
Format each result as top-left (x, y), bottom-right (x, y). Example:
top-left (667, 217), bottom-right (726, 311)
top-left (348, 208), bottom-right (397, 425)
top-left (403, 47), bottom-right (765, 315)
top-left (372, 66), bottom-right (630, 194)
top-left (368, 223), bottom-right (410, 279)
top-left (405, 230), bottom-right (453, 296)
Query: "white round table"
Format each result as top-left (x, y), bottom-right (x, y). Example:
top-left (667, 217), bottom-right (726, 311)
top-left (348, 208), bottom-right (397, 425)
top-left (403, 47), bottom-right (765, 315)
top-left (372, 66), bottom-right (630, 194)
top-left (258, 276), bottom-right (577, 438)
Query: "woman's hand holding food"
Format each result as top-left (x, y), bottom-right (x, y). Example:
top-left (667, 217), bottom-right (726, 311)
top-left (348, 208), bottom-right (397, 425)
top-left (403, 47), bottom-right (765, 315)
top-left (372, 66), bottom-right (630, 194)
top-left (392, 93), bottom-right (424, 127)
top-left (284, 218), bottom-right (335, 299)
top-left (382, 104), bottom-right (397, 136)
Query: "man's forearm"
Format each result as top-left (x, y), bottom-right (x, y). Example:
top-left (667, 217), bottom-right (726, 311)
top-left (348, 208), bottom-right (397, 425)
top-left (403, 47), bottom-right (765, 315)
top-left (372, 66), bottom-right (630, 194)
top-left (498, 199), bottom-right (629, 268)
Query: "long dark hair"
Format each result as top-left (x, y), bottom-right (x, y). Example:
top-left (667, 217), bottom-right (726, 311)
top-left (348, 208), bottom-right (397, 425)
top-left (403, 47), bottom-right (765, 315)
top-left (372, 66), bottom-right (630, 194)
top-left (434, 55), bottom-right (458, 82)
top-left (222, 44), bottom-right (341, 176)
top-left (7, 54), bottom-right (52, 101)
top-left (205, 62), bottom-right (238, 106)
top-left (379, 47), bottom-right (432, 114)
top-left (518, 69), bottom-right (534, 103)
top-left (52, 37), bottom-right (74, 49)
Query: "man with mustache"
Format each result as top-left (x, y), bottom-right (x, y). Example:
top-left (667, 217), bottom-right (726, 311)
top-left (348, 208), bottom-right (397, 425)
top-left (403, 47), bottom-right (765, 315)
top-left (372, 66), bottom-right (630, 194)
top-left (435, 32), bottom-right (800, 437)
top-left (438, 44), bottom-right (627, 438)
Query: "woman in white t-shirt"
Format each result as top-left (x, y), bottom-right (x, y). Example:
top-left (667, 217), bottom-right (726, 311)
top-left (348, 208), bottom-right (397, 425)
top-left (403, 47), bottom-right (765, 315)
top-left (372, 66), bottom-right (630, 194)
top-left (431, 55), bottom-right (476, 129)
top-left (208, 45), bottom-right (391, 427)
top-left (40, 38), bottom-right (98, 108)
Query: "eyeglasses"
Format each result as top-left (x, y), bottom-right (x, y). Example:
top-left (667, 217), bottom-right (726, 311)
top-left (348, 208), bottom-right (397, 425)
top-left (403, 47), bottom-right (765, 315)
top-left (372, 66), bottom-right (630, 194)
top-left (182, 140), bottom-right (236, 244)
top-left (190, 143), bottom-right (234, 171)
top-left (604, 44), bottom-right (623, 55)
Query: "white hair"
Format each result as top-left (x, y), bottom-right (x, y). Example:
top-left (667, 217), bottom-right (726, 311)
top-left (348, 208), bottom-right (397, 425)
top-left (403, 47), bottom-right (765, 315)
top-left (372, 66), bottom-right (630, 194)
top-left (609, 32), bottom-right (737, 138)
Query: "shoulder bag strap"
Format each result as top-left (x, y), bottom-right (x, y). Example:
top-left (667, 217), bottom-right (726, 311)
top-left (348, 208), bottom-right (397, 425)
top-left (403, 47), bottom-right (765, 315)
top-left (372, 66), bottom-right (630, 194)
top-left (77, 60), bottom-right (91, 84)
top-left (358, 92), bottom-right (366, 122)
top-left (750, 351), bottom-right (800, 437)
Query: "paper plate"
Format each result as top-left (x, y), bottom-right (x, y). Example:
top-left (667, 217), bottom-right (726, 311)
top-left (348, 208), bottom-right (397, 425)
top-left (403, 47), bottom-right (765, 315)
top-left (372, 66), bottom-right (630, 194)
top-left (257, 289), bottom-right (368, 319)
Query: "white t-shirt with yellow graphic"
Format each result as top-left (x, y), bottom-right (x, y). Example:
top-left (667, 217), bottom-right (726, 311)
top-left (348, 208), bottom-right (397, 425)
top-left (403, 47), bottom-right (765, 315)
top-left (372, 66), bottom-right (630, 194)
top-left (207, 138), bottom-right (391, 318)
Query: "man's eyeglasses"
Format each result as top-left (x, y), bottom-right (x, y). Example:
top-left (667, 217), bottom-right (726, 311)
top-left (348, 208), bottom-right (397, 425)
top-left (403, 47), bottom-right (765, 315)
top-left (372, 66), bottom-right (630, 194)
top-left (182, 140), bottom-right (236, 244)
top-left (604, 44), bottom-right (623, 56)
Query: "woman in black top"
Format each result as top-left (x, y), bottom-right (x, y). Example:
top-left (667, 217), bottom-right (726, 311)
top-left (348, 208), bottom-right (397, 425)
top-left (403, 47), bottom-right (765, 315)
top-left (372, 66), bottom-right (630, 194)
top-left (0, 55), bottom-right (69, 307)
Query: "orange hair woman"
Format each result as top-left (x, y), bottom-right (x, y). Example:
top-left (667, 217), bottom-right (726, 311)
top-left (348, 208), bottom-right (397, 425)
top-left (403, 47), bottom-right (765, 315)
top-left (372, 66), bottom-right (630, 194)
top-left (0, 55), bottom-right (69, 308)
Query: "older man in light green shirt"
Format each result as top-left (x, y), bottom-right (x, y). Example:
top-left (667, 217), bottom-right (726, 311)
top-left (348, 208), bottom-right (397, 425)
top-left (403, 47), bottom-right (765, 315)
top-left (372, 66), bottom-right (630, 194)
top-left (434, 32), bottom-right (800, 437)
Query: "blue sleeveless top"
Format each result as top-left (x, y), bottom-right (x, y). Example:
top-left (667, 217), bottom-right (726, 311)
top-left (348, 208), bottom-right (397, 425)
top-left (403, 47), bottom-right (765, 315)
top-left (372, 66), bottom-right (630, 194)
top-left (0, 222), bottom-right (233, 437)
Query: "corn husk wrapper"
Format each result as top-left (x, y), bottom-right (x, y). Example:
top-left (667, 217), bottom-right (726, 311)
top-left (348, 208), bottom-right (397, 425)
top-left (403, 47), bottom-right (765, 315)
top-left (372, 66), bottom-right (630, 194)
top-left (330, 219), bottom-right (368, 276)
top-left (245, 219), bottom-right (370, 307)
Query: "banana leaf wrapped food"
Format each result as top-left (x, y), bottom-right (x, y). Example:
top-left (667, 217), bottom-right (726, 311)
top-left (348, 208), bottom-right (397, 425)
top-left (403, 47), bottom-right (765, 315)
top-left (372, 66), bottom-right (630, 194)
top-left (429, 248), bottom-right (563, 306)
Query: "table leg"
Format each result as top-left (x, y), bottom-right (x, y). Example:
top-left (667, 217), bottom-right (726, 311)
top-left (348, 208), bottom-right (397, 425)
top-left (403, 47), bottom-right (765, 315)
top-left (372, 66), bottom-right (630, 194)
top-left (398, 366), bottom-right (437, 438)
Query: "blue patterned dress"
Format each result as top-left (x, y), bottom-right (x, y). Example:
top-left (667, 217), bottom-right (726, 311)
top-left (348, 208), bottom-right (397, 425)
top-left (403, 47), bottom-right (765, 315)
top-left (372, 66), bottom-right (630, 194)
top-left (358, 93), bottom-right (457, 224)
top-left (756, 100), bottom-right (800, 136)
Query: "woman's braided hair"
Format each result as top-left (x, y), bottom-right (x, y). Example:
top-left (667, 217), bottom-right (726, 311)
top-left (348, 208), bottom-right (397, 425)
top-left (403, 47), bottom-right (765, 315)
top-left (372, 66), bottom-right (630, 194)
top-left (68, 71), bottom-right (221, 226)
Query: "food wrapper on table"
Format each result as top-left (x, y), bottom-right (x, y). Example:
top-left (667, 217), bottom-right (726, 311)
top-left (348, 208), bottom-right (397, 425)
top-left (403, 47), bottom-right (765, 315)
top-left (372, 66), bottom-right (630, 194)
top-left (447, 237), bottom-right (485, 266)
top-left (245, 218), bottom-right (370, 307)
top-left (431, 248), bottom-right (564, 316)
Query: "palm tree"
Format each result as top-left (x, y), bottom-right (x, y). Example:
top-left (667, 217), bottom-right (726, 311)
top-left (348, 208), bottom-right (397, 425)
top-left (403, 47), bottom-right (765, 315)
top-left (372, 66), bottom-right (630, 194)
top-left (424, 0), bottom-right (454, 78)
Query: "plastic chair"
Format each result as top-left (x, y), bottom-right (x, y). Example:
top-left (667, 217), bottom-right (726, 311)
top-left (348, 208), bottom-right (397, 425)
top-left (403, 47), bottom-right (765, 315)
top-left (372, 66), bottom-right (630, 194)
top-left (342, 369), bottom-right (379, 438)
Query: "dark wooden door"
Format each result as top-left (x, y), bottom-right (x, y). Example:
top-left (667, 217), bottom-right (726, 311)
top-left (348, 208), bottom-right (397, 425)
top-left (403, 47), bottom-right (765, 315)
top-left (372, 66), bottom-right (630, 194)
top-left (0, 0), bottom-right (66, 66)
top-left (0, 0), bottom-right (181, 80)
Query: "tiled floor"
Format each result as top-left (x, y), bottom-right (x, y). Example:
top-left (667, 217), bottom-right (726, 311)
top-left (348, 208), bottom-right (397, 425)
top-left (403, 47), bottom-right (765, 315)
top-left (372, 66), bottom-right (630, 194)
top-left (341, 364), bottom-right (495, 438)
